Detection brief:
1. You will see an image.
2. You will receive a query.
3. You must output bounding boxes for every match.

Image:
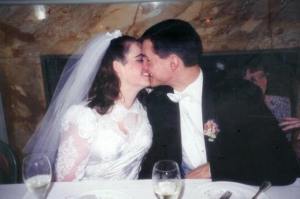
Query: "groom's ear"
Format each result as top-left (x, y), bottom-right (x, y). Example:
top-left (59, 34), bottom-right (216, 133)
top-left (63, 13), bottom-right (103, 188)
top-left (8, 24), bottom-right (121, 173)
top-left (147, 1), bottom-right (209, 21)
top-left (169, 54), bottom-right (180, 71)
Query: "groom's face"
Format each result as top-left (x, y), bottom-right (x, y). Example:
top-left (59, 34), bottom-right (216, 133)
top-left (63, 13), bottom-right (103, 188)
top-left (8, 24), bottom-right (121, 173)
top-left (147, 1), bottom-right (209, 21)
top-left (142, 39), bottom-right (173, 87)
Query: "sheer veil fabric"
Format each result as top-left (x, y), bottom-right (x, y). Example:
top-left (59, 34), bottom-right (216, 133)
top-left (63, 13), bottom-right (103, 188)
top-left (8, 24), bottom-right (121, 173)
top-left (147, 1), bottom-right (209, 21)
top-left (23, 30), bottom-right (122, 166)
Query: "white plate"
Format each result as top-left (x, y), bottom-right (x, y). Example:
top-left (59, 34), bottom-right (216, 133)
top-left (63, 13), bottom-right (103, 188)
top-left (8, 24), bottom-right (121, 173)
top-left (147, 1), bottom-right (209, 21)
top-left (191, 181), bottom-right (269, 199)
top-left (77, 189), bottom-right (133, 199)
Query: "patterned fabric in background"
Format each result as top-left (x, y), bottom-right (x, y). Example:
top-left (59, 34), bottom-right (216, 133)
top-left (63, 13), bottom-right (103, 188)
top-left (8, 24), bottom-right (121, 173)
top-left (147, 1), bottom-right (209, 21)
top-left (265, 95), bottom-right (291, 122)
top-left (265, 95), bottom-right (292, 141)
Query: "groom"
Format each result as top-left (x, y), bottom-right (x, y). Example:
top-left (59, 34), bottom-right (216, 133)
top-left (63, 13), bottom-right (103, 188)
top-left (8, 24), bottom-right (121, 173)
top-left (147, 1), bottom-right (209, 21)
top-left (139, 19), bottom-right (299, 185)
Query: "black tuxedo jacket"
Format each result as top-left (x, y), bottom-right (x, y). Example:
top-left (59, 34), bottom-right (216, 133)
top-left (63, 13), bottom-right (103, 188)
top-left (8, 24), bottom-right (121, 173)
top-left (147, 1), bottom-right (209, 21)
top-left (138, 76), bottom-right (299, 185)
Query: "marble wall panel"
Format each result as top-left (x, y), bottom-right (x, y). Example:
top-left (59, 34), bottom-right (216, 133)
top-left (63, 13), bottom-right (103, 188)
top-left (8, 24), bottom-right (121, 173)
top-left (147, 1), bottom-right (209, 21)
top-left (0, 57), bottom-right (45, 157)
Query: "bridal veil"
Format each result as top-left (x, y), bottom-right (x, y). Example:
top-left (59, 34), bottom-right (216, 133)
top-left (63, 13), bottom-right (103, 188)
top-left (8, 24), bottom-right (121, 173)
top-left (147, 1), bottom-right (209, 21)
top-left (23, 30), bottom-right (122, 166)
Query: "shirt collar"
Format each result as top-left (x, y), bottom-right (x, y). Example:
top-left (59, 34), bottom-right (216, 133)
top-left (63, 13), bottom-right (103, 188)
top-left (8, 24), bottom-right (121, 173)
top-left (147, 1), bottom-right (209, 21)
top-left (174, 71), bottom-right (203, 101)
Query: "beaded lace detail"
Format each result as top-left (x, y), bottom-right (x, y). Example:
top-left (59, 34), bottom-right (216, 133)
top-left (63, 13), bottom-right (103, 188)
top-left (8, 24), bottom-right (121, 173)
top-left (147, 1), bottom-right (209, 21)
top-left (55, 101), bottom-right (152, 181)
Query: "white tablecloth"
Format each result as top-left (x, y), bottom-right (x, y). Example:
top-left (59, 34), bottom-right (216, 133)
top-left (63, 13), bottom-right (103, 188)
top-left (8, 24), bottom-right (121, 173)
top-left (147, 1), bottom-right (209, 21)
top-left (1, 178), bottom-right (300, 199)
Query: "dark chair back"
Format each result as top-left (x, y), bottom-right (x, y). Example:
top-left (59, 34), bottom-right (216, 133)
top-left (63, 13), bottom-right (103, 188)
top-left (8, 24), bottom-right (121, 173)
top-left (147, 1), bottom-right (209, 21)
top-left (0, 140), bottom-right (18, 184)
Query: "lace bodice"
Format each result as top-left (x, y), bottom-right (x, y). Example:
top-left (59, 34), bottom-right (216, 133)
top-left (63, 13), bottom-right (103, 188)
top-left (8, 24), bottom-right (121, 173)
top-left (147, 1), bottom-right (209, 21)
top-left (55, 100), bottom-right (152, 181)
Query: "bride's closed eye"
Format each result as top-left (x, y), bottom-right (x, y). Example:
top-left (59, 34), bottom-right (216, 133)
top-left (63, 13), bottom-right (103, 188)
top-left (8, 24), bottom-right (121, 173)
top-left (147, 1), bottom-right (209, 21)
top-left (135, 54), bottom-right (144, 63)
top-left (136, 58), bottom-right (143, 63)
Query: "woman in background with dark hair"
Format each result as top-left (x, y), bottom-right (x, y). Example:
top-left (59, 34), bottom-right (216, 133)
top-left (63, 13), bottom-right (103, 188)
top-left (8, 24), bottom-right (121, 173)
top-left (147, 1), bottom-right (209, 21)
top-left (243, 64), bottom-right (291, 122)
top-left (243, 61), bottom-right (300, 159)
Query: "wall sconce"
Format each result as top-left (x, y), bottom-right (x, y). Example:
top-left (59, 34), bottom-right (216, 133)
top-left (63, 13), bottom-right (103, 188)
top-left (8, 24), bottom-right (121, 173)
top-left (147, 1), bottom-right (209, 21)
top-left (34, 5), bottom-right (47, 20)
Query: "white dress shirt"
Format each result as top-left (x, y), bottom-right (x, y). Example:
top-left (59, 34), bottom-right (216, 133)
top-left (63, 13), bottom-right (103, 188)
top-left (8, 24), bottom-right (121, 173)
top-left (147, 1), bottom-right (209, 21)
top-left (173, 72), bottom-right (207, 174)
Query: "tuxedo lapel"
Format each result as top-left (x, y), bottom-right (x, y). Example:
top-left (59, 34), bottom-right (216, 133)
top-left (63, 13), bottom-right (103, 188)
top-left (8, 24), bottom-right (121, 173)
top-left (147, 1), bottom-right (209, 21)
top-left (202, 73), bottom-right (211, 124)
top-left (201, 72), bottom-right (218, 162)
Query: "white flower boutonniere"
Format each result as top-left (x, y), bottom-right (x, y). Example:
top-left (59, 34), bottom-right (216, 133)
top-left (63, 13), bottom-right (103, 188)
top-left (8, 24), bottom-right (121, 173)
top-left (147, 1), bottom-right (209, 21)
top-left (203, 119), bottom-right (220, 142)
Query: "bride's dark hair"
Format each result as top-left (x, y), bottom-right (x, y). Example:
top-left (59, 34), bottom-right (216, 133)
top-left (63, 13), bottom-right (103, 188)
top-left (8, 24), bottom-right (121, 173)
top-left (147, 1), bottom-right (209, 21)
top-left (88, 35), bottom-right (137, 114)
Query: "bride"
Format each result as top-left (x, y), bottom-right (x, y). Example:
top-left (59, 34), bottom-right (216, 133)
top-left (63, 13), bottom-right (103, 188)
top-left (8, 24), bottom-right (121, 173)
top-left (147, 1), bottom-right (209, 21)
top-left (24, 31), bottom-right (152, 181)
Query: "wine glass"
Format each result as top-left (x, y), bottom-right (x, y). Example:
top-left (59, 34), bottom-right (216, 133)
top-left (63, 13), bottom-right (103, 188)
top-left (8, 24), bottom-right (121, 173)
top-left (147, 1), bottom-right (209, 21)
top-left (152, 160), bottom-right (183, 199)
top-left (22, 154), bottom-right (52, 199)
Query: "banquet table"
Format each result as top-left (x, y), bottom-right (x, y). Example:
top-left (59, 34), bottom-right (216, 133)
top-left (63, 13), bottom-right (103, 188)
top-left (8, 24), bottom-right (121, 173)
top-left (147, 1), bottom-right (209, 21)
top-left (1, 178), bottom-right (300, 199)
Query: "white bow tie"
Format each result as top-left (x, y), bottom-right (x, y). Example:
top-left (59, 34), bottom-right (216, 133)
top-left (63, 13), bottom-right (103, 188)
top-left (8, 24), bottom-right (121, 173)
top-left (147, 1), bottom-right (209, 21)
top-left (166, 93), bottom-right (192, 103)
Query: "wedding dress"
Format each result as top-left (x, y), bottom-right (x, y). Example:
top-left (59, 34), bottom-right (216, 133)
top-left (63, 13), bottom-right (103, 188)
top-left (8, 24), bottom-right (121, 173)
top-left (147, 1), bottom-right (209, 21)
top-left (55, 99), bottom-right (152, 181)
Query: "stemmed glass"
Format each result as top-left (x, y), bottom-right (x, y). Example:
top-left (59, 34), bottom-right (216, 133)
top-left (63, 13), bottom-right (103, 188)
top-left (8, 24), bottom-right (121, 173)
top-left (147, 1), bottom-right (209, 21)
top-left (22, 154), bottom-right (52, 199)
top-left (152, 160), bottom-right (183, 199)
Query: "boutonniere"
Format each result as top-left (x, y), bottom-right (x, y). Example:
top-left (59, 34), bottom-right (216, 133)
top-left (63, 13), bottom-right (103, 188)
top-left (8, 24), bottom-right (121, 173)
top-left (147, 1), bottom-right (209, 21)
top-left (203, 119), bottom-right (220, 142)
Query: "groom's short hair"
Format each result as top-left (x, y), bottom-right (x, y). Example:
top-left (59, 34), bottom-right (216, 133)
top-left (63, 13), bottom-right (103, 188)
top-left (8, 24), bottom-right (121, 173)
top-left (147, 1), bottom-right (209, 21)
top-left (141, 19), bottom-right (203, 67)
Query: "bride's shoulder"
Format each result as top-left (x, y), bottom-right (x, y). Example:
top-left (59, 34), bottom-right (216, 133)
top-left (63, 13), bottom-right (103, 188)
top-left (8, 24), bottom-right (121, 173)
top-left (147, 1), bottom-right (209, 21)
top-left (63, 103), bottom-right (98, 123)
top-left (61, 103), bottom-right (99, 138)
top-left (66, 102), bottom-right (93, 115)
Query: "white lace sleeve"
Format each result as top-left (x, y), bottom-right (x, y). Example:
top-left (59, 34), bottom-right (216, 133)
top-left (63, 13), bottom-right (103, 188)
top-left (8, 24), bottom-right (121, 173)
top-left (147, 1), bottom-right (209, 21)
top-left (55, 104), bottom-right (98, 181)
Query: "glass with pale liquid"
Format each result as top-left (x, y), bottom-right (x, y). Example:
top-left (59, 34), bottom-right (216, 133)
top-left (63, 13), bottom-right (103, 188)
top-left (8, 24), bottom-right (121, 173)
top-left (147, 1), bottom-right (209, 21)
top-left (152, 160), bottom-right (183, 199)
top-left (22, 154), bottom-right (52, 199)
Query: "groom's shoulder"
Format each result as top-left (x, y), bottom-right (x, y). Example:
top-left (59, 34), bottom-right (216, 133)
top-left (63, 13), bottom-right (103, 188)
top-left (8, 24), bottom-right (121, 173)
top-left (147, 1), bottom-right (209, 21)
top-left (151, 86), bottom-right (173, 95)
top-left (142, 86), bottom-right (173, 98)
top-left (147, 86), bottom-right (173, 104)
top-left (213, 78), bottom-right (263, 100)
top-left (138, 86), bottom-right (173, 106)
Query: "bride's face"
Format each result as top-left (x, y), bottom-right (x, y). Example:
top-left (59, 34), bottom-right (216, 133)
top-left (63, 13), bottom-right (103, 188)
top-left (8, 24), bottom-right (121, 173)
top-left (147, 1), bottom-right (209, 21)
top-left (115, 42), bottom-right (150, 91)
